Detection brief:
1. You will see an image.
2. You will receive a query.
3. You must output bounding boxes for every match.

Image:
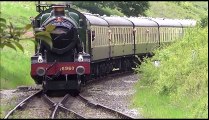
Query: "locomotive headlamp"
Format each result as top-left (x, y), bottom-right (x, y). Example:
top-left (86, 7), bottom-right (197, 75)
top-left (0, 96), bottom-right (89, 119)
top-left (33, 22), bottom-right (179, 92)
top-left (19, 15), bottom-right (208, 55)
top-left (38, 54), bottom-right (43, 63)
top-left (78, 54), bottom-right (84, 62)
top-left (76, 66), bottom-right (85, 75)
top-left (36, 67), bottom-right (46, 76)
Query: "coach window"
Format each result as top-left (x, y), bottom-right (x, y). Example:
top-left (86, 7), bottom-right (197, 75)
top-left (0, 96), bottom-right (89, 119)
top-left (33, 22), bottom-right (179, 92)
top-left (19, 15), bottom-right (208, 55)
top-left (165, 28), bottom-right (167, 42)
top-left (104, 28), bottom-right (107, 46)
top-left (155, 28), bottom-right (157, 43)
top-left (126, 28), bottom-right (128, 44)
top-left (152, 28), bottom-right (155, 43)
top-left (100, 27), bottom-right (102, 46)
top-left (166, 28), bottom-right (168, 42)
top-left (141, 28), bottom-right (144, 44)
top-left (98, 27), bottom-right (101, 46)
top-left (139, 28), bottom-right (142, 44)
top-left (150, 28), bottom-right (153, 43)
top-left (95, 27), bottom-right (98, 46)
top-left (96, 27), bottom-right (98, 46)
top-left (98, 27), bottom-right (100, 46)
top-left (101, 27), bottom-right (104, 45)
top-left (142, 28), bottom-right (145, 43)
top-left (96, 27), bottom-right (99, 46)
top-left (135, 28), bottom-right (138, 44)
top-left (115, 27), bottom-right (117, 45)
top-left (104, 28), bottom-right (106, 46)
top-left (112, 28), bottom-right (116, 44)
top-left (124, 28), bottom-right (127, 44)
top-left (163, 28), bottom-right (165, 42)
top-left (120, 28), bottom-right (122, 45)
top-left (173, 28), bottom-right (175, 41)
top-left (176, 28), bottom-right (179, 39)
top-left (124, 28), bottom-right (126, 44)
top-left (100, 27), bottom-right (102, 45)
top-left (113, 28), bottom-right (116, 45)
top-left (168, 28), bottom-right (171, 42)
top-left (122, 28), bottom-right (125, 44)
top-left (117, 28), bottom-right (120, 45)
top-left (143, 28), bottom-right (145, 43)
top-left (171, 28), bottom-right (173, 41)
top-left (121, 27), bottom-right (123, 44)
top-left (119, 28), bottom-right (121, 45)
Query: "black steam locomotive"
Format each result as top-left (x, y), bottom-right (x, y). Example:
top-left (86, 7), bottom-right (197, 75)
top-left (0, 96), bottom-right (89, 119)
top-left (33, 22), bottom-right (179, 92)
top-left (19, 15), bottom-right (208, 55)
top-left (30, 2), bottom-right (196, 94)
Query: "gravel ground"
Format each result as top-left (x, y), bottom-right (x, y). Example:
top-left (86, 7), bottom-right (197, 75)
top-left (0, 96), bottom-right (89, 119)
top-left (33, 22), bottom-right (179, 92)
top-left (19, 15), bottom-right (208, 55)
top-left (0, 88), bottom-right (40, 118)
top-left (80, 73), bottom-right (142, 118)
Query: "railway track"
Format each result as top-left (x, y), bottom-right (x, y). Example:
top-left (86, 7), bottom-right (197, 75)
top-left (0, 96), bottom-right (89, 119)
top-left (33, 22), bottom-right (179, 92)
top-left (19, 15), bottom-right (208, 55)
top-left (4, 92), bottom-right (134, 119)
top-left (74, 94), bottom-right (134, 119)
top-left (42, 94), bottom-right (85, 119)
top-left (4, 70), bottom-right (135, 119)
top-left (4, 90), bottom-right (43, 119)
top-left (4, 91), bottom-right (84, 119)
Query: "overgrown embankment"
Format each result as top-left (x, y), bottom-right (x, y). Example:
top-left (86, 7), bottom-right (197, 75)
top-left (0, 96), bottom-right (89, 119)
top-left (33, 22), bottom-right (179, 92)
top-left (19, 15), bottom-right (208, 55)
top-left (0, 41), bottom-right (35, 89)
top-left (132, 26), bottom-right (208, 118)
top-left (0, 2), bottom-right (37, 89)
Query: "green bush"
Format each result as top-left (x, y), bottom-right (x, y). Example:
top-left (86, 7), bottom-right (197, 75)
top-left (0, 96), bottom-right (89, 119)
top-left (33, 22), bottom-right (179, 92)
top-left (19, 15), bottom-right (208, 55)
top-left (135, 26), bottom-right (208, 118)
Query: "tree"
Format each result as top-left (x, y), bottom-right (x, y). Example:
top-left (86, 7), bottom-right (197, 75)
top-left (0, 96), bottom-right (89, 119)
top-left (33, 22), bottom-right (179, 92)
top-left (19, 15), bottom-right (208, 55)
top-left (73, 1), bottom-right (150, 17)
top-left (115, 1), bottom-right (149, 16)
top-left (0, 17), bottom-right (31, 52)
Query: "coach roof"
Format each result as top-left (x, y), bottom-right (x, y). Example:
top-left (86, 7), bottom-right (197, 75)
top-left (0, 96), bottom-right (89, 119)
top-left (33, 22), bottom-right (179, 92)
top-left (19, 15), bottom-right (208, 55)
top-left (177, 19), bottom-right (196, 27)
top-left (126, 17), bottom-right (159, 27)
top-left (151, 18), bottom-right (182, 27)
top-left (101, 16), bottom-right (133, 26)
top-left (84, 14), bottom-right (108, 26)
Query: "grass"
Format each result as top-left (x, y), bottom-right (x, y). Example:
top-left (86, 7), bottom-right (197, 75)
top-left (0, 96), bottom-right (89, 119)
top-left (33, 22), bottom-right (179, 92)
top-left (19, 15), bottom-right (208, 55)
top-left (0, 95), bottom-right (19, 118)
top-left (132, 26), bottom-right (208, 118)
top-left (0, 40), bottom-right (35, 89)
top-left (0, 2), bottom-right (37, 89)
top-left (132, 87), bottom-right (191, 118)
top-left (0, 1), bottom-right (38, 27)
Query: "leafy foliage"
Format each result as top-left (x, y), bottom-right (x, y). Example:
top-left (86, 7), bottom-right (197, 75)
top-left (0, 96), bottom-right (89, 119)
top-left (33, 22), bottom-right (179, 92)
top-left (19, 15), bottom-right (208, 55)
top-left (0, 15), bottom-right (55, 52)
top-left (200, 15), bottom-right (208, 28)
top-left (115, 1), bottom-right (149, 16)
top-left (35, 24), bottom-right (56, 49)
top-left (0, 16), bottom-right (32, 52)
top-left (73, 1), bottom-right (149, 16)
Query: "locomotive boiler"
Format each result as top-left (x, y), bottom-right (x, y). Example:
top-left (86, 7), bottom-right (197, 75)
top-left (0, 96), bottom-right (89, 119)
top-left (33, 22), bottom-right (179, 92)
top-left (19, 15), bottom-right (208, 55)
top-left (31, 3), bottom-right (90, 93)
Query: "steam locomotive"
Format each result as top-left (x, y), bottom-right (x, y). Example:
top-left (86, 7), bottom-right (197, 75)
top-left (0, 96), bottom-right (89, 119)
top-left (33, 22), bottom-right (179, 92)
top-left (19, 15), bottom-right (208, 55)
top-left (30, 3), bottom-right (196, 94)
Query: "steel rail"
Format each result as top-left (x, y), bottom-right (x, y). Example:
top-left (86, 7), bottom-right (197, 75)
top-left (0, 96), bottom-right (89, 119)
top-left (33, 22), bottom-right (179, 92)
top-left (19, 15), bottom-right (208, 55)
top-left (78, 94), bottom-right (134, 119)
top-left (4, 90), bottom-right (42, 119)
top-left (42, 94), bottom-right (86, 119)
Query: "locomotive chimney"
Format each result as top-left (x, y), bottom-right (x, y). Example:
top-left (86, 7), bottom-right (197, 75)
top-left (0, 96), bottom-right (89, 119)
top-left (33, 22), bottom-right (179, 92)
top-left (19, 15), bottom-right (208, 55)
top-left (52, 4), bottom-right (66, 16)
